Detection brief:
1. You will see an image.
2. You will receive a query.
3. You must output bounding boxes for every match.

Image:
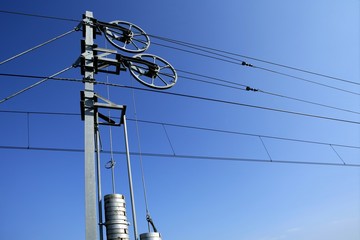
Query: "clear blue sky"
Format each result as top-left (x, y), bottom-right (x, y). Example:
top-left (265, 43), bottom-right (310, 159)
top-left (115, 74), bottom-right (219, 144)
top-left (0, 1), bottom-right (359, 240)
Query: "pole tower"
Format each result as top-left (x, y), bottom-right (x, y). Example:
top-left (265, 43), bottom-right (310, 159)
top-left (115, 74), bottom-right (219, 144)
top-left (82, 11), bottom-right (97, 240)
top-left (79, 11), bottom-right (178, 240)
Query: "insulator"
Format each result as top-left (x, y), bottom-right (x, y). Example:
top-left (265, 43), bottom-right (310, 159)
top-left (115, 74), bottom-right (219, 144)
top-left (140, 232), bottom-right (162, 240)
top-left (104, 194), bottom-right (130, 240)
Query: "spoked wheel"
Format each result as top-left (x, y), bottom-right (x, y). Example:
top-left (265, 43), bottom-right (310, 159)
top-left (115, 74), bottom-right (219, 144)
top-left (129, 54), bottom-right (177, 89)
top-left (104, 21), bottom-right (150, 53)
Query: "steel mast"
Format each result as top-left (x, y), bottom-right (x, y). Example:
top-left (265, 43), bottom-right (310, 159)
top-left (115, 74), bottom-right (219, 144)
top-left (80, 11), bottom-right (178, 240)
top-left (82, 11), bottom-right (97, 240)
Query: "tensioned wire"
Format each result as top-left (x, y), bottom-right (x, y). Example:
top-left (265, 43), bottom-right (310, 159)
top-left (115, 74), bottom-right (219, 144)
top-left (1, 109), bottom-right (359, 150)
top-left (104, 39), bottom-right (117, 194)
top-left (148, 34), bottom-right (360, 86)
top-left (130, 76), bottom-right (152, 232)
top-left (151, 41), bottom-right (360, 96)
top-left (0, 66), bottom-right (74, 104)
top-left (1, 69), bottom-right (359, 116)
top-left (0, 73), bottom-right (359, 125)
top-left (0, 27), bottom-right (79, 66)
top-left (1, 145), bottom-right (359, 168)
top-left (178, 73), bottom-right (360, 115)
top-left (0, 9), bottom-right (357, 88)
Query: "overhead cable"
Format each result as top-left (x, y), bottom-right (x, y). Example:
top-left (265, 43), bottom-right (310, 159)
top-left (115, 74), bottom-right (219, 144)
top-left (0, 28), bottom-right (79, 66)
top-left (117, 85), bottom-right (360, 125)
top-left (149, 34), bottom-right (360, 86)
top-left (152, 41), bottom-right (360, 96)
top-left (1, 9), bottom-right (357, 87)
top-left (0, 66), bottom-right (74, 104)
top-left (3, 70), bottom-right (358, 115)
top-left (0, 9), bottom-right (79, 22)
top-left (178, 71), bottom-right (360, 115)
top-left (1, 109), bottom-right (359, 150)
top-left (259, 90), bottom-right (360, 115)
top-left (0, 145), bottom-right (359, 168)
top-left (0, 73), bottom-right (358, 124)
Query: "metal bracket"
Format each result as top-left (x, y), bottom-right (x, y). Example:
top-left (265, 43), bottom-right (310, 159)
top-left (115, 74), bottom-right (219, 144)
top-left (95, 20), bottom-right (132, 35)
top-left (80, 91), bottom-right (126, 126)
top-left (82, 15), bottom-right (101, 38)
top-left (93, 47), bottom-right (127, 75)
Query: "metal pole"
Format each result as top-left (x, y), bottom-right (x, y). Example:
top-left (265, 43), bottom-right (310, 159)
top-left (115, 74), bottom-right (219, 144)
top-left (83, 11), bottom-right (97, 240)
top-left (123, 114), bottom-right (139, 240)
top-left (95, 121), bottom-right (104, 240)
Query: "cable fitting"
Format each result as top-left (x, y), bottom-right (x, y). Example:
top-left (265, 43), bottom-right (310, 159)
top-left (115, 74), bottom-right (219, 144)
top-left (146, 214), bottom-right (158, 232)
top-left (242, 61), bottom-right (253, 67)
top-left (246, 86), bottom-right (259, 92)
top-left (74, 22), bottom-right (83, 31)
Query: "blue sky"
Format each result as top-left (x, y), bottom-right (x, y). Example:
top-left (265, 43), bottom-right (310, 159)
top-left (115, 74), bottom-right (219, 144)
top-left (0, 1), bottom-right (359, 240)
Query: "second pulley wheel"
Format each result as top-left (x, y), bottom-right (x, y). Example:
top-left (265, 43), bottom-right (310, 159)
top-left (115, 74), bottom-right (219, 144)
top-left (129, 54), bottom-right (177, 89)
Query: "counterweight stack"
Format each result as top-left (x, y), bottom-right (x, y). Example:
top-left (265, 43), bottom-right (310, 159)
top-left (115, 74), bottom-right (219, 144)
top-left (104, 194), bottom-right (130, 240)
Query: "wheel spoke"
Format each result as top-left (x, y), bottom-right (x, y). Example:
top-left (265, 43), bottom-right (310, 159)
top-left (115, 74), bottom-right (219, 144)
top-left (157, 75), bottom-right (169, 86)
top-left (131, 40), bottom-right (140, 50)
top-left (132, 29), bottom-right (142, 35)
top-left (151, 76), bottom-right (155, 86)
top-left (106, 31), bottom-right (116, 38)
top-left (160, 64), bottom-right (170, 70)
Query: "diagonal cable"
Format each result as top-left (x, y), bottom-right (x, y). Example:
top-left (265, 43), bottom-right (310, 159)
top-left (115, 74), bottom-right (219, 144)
top-left (0, 28), bottom-right (78, 66)
top-left (330, 145), bottom-right (346, 165)
top-left (259, 137), bottom-right (272, 161)
top-left (0, 66), bottom-right (74, 104)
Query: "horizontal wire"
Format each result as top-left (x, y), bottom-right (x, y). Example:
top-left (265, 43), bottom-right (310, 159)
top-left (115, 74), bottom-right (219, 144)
top-left (259, 90), bottom-right (360, 115)
top-left (152, 41), bottom-right (360, 96)
top-left (253, 66), bottom-right (360, 96)
top-left (0, 9), bottom-right (79, 22)
top-left (113, 85), bottom-right (360, 125)
top-left (149, 34), bottom-right (360, 86)
top-left (0, 73), bottom-right (359, 124)
top-left (134, 119), bottom-right (360, 150)
top-left (4, 68), bottom-right (357, 115)
top-left (3, 70), bottom-right (360, 115)
top-left (177, 69), bottom-right (248, 87)
top-left (0, 145), bottom-right (359, 168)
top-left (179, 72), bottom-right (360, 115)
top-left (180, 75), bottom-right (248, 91)
top-left (0, 109), bottom-right (359, 150)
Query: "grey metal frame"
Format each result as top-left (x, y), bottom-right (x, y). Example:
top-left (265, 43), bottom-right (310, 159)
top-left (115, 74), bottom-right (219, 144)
top-left (83, 11), bottom-right (98, 240)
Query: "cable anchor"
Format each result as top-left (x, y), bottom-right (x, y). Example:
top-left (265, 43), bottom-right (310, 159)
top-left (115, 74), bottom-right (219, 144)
top-left (242, 61), bottom-right (253, 67)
